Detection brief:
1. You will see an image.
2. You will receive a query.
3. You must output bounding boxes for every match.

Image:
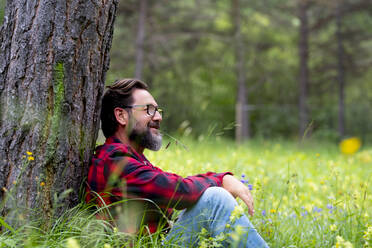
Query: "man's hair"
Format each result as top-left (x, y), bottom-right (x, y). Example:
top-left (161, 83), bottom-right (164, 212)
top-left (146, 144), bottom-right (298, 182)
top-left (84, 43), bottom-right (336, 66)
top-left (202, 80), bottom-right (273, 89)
top-left (101, 78), bottom-right (149, 138)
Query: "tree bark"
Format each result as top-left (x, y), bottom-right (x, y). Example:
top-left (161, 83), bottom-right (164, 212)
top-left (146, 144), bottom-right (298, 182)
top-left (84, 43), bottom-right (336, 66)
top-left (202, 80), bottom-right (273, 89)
top-left (298, 0), bottom-right (310, 138)
top-left (135, 0), bottom-right (147, 80)
top-left (336, 4), bottom-right (346, 138)
top-left (0, 0), bottom-right (118, 224)
top-left (232, 0), bottom-right (250, 143)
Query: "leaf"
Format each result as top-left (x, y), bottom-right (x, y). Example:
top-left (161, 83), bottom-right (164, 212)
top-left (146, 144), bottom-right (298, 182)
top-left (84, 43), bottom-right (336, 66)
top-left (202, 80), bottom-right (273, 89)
top-left (0, 216), bottom-right (16, 233)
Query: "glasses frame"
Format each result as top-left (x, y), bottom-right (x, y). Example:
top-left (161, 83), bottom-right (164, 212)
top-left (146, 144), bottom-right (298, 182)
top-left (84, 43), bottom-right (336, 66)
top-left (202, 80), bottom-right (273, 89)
top-left (123, 104), bottom-right (163, 117)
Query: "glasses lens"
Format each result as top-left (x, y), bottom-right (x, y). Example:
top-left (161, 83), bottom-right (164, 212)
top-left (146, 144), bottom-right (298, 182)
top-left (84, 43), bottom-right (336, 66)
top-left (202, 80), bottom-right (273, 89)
top-left (147, 105), bottom-right (156, 116)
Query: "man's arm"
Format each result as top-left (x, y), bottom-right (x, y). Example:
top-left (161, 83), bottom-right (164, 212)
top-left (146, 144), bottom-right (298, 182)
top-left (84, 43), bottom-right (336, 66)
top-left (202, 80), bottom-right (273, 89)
top-left (115, 155), bottom-right (232, 209)
top-left (222, 175), bottom-right (255, 216)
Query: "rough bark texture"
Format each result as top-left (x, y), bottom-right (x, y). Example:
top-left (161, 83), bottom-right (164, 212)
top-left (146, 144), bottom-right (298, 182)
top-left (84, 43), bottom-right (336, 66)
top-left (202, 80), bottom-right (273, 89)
top-left (0, 0), bottom-right (118, 223)
top-left (298, 0), bottom-right (310, 138)
top-left (232, 0), bottom-right (250, 143)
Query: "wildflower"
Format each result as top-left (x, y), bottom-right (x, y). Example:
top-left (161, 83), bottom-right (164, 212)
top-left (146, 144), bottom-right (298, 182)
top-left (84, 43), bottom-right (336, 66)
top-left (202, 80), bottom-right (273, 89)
top-left (301, 210), bottom-right (308, 217)
top-left (113, 227), bottom-right (118, 233)
top-left (66, 238), bottom-right (80, 248)
top-left (335, 235), bottom-right (353, 248)
top-left (26, 151), bottom-right (33, 155)
top-left (22, 155), bottom-right (26, 158)
top-left (339, 137), bottom-right (361, 155)
top-left (363, 224), bottom-right (372, 247)
top-left (313, 206), bottom-right (322, 213)
top-left (104, 244), bottom-right (112, 248)
top-left (230, 205), bottom-right (244, 223)
top-left (28, 156), bottom-right (35, 161)
top-left (262, 210), bottom-right (266, 216)
top-left (327, 204), bottom-right (336, 214)
top-left (247, 184), bottom-right (253, 190)
top-left (270, 209), bottom-right (276, 214)
top-left (40, 182), bottom-right (45, 187)
top-left (330, 224), bottom-right (337, 231)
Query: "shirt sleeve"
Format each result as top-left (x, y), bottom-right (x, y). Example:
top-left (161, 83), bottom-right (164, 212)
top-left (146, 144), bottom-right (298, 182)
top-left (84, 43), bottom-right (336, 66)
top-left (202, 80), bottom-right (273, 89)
top-left (107, 149), bottom-right (232, 210)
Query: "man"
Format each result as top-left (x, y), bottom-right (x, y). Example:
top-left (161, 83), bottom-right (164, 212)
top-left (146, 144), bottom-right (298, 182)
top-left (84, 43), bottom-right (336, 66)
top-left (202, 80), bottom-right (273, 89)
top-left (86, 78), bottom-right (269, 247)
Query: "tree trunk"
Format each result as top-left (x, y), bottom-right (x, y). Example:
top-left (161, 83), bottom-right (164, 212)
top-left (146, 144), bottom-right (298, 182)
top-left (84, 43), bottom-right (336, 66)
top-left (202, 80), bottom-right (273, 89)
top-left (0, 0), bottom-right (118, 224)
top-left (232, 0), bottom-right (250, 143)
top-left (298, 0), bottom-right (310, 139)
top-left (135, 0), bottom-right (147, 80)
top-left (336, 4), bottom-right (346, 138)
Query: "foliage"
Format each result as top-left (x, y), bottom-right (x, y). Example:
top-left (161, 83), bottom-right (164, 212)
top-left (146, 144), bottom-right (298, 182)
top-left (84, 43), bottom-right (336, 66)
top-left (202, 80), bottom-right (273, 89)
top-left (1, 138), bottom-right (371, 247)
top-left (106, 0), bottom-right (372, 140)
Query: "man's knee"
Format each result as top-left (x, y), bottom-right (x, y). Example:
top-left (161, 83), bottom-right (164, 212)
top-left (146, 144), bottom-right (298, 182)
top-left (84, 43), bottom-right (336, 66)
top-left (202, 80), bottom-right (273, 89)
top-left (200, 187), bottom-right (237, 209)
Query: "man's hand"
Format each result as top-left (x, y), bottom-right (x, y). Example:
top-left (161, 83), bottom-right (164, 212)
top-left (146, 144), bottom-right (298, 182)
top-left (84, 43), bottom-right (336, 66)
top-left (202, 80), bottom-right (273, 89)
top-left (222, 175), bottom-right (254, 216)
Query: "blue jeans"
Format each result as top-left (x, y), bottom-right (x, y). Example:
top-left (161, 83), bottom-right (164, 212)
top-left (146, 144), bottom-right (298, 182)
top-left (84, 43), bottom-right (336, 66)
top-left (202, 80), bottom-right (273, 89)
top-left (165, 187), bottom-right (269, 247)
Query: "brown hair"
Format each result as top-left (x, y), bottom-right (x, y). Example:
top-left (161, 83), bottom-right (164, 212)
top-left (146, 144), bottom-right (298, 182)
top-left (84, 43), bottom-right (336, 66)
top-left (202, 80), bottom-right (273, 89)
top-left (100, 79), bottom-right (148, 138)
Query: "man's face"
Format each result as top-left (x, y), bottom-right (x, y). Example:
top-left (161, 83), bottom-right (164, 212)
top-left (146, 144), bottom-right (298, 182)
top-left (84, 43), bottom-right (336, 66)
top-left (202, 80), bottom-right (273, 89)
top-left (127, 89), bottom-right (163, 151)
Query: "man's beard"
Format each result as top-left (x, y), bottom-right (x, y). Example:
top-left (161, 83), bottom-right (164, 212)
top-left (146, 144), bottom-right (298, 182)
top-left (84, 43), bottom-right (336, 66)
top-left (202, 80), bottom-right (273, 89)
top-left (129, 121), bottom-right (162, 151)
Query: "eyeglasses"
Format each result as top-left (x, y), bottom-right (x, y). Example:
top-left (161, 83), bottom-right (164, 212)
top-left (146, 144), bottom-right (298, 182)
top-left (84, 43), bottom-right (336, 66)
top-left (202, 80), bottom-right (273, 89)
top-left (123, 104), bottom-right (163, 117)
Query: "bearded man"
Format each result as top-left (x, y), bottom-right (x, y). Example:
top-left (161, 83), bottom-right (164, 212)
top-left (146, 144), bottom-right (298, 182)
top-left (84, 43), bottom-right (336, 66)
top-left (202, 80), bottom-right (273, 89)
top-left (86, 79), bottom-right (268, 247)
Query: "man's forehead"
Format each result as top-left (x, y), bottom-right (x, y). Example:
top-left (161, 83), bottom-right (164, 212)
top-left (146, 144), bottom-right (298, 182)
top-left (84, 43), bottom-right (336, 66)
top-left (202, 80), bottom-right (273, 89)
top-left (132, 88), bottom-right (157, 105)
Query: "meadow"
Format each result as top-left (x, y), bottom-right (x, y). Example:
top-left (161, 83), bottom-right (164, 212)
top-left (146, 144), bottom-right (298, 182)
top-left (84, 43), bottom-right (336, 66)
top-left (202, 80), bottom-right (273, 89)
top-left (1, 138), bottom-right (371, 247)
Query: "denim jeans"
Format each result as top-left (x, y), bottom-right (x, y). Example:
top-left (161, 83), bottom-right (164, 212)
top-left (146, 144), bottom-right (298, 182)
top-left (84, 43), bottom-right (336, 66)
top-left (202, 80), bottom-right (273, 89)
top-left (165, 187), bottom-right (269, 248)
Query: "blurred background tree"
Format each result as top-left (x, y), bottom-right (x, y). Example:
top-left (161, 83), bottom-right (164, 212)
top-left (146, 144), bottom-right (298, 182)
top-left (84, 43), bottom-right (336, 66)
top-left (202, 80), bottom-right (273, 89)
top-left (2, 0), bottom-right (371, 142)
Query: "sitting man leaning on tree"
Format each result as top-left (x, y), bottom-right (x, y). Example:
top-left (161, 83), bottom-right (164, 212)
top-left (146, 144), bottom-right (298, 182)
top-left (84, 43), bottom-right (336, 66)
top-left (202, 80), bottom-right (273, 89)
top-left (85, 78), bottom-right (269, 247)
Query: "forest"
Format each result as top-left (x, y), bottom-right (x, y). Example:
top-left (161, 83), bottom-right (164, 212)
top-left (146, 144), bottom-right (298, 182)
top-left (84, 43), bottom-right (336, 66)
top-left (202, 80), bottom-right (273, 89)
top-left (106, 0), bottom-right (372, 142)
top-left (2, 0), bottom-right (372, 142)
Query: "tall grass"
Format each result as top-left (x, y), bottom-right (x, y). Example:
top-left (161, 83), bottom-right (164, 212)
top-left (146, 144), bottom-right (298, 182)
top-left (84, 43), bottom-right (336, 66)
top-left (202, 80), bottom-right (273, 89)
top-left (0, 138), bottom-right (371, 247)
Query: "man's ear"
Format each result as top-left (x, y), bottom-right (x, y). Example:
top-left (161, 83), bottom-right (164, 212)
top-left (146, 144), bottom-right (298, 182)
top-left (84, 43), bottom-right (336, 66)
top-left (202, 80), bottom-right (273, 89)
top-left (114, 107), bottom-right (128, 126)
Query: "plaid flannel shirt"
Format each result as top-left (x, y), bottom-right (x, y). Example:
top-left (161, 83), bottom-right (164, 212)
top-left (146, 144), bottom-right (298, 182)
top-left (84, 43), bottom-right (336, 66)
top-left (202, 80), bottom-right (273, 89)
top-left (85, 136), bottom-right (232, 233)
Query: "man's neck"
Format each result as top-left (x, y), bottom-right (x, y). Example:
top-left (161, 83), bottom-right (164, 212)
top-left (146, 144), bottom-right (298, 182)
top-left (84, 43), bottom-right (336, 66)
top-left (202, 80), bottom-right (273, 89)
top-left (114, 130), bottom-right (144, 154)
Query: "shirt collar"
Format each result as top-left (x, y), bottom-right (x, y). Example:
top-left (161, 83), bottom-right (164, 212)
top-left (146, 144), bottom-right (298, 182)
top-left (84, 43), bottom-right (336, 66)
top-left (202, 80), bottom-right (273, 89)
top-left (106, 135), bottom-right (147, 163)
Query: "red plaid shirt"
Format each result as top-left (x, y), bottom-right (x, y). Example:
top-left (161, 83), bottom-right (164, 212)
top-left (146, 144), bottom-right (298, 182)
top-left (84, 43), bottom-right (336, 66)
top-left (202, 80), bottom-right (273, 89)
top-left (86, 136), bottom-right (232, 233)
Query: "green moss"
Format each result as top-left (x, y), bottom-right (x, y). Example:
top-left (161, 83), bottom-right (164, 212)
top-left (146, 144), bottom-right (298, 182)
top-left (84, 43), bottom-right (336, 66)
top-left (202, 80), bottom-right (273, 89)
top-left (45, 62), bottom-right (65, 162)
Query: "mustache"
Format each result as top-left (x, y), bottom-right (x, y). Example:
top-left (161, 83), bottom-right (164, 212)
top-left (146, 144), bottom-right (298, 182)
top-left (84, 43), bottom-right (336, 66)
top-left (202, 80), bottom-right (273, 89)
top-left (148, 121), bottom-right (160, 129)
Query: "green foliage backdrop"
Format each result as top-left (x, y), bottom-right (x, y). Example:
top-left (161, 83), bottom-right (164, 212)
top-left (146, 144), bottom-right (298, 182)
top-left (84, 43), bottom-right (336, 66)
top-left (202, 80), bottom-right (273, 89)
top-left (106, 0), bottom-right (372, 141)
top-left (2, 0), bottom-right (371, 141)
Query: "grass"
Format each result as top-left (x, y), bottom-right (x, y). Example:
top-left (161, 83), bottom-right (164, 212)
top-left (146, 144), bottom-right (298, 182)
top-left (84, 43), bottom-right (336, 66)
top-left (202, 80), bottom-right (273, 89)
top-left (1, 138), bottom-right (371, 247)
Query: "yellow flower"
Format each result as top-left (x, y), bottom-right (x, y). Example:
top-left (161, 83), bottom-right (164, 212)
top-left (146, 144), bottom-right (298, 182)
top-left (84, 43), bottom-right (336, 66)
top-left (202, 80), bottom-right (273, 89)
top-left (66, 238), bottom-right (80, 248)
top-left (40, 182), bottom-right (45, 187)
top-left (335, 236), bottom-right (354, 248)
top-left (28, 156), bottom-right (35, 161)
top-left (330, 224), bottom-right (337, 231)
top-left (26, 151), bottom-right (33, 155)
top-left (270, 209), bottom-right (276, 214)
top-left (339, 137), bottom-right (361, 155)
top-left (229, 205), bottom-right (244, 222)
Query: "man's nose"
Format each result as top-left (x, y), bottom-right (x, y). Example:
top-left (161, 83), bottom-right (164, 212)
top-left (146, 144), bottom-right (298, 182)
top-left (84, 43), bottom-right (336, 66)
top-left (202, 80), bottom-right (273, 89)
top-left (152, 110), bottom-right (162, 121)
